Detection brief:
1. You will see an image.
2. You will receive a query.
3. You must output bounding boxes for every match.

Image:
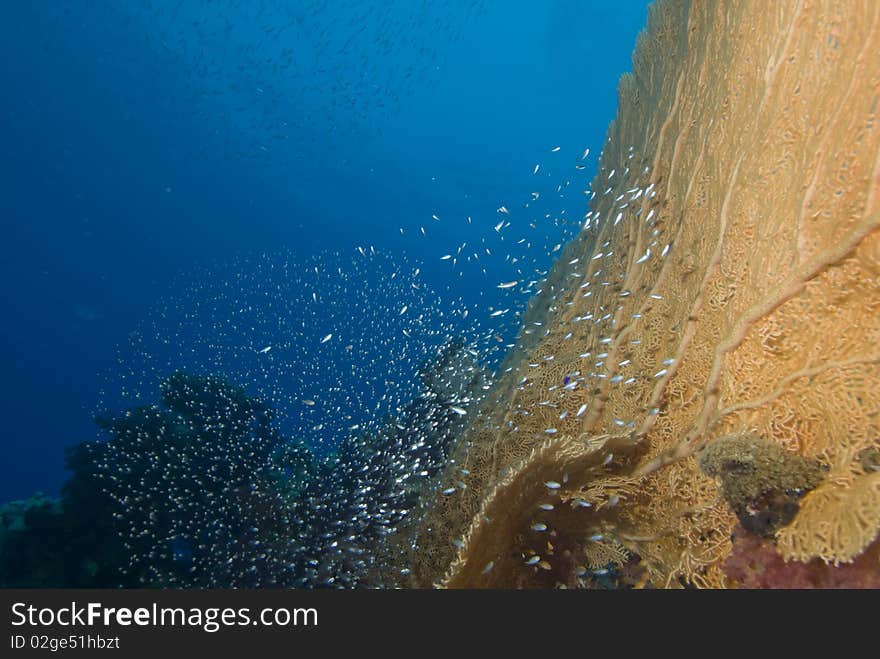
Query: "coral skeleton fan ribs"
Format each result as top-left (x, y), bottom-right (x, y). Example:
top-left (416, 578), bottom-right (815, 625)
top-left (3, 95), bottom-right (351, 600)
top-left (405, 0), bottom-right (880, 588)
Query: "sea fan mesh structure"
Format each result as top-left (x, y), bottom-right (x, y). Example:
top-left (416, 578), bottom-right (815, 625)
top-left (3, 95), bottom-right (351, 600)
top-left (402, 0), bottom-right (880, 588)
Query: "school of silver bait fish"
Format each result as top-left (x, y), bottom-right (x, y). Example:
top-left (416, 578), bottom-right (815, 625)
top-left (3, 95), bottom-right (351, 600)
top-left (103, 249), bottom-right (500, 449)
top-left (98, 0), bottom-right (488, 164)
top-left (86, 132), bottom-right (601, 586)
top-left (87, 248), bottom-right (499, 586)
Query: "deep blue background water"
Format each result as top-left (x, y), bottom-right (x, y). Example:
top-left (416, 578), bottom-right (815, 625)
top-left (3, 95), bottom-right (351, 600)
top-left (0, 1), bottom-right (650, 502)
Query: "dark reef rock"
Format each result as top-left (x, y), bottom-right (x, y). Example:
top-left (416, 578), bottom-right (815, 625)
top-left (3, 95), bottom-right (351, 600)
top-left (699, 434), bottom-right (826, 537)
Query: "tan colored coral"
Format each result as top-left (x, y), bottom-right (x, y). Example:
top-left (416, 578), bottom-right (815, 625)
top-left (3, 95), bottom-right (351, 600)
top-left (776, 468), bottom-right (880, 565)
top-left (403, 0), bottom-right (880, 588)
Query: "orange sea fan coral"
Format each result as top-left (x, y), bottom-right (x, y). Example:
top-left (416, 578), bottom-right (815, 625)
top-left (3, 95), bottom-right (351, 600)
top-left (400, 0), bottom-right (880, 588)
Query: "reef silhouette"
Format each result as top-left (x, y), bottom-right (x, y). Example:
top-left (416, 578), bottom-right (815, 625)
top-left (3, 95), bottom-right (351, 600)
top-left (0, 339), bottom-right (488, 588)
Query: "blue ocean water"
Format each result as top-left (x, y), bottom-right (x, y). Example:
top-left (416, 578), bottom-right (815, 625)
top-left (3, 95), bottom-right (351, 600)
top-left (0, 1), bottom-right (649, 503)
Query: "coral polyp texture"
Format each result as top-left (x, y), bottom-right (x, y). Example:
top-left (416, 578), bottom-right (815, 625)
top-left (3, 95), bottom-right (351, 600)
top-left (405, 0), bottom-right (880, 588)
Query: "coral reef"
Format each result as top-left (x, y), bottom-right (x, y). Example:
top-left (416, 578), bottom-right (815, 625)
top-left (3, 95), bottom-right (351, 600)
top-left (79, 372), bottom-right (313, 587)
top-left (0, 337), bottom-right (487, 588)
top-left (0, 484), bottom-right (128, 587)
top-left (404, 0), bottom-right (880, 588)
top-left (0, 494), bottom-right (67, 587)
top-left (3, 0), bottom-right (877, 591)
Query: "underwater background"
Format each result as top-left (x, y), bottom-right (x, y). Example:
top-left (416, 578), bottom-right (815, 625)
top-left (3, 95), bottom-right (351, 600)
top-left (0, 1), bottom-right (648, 502)
top-left (4, 0), bottom-right (880, 590)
